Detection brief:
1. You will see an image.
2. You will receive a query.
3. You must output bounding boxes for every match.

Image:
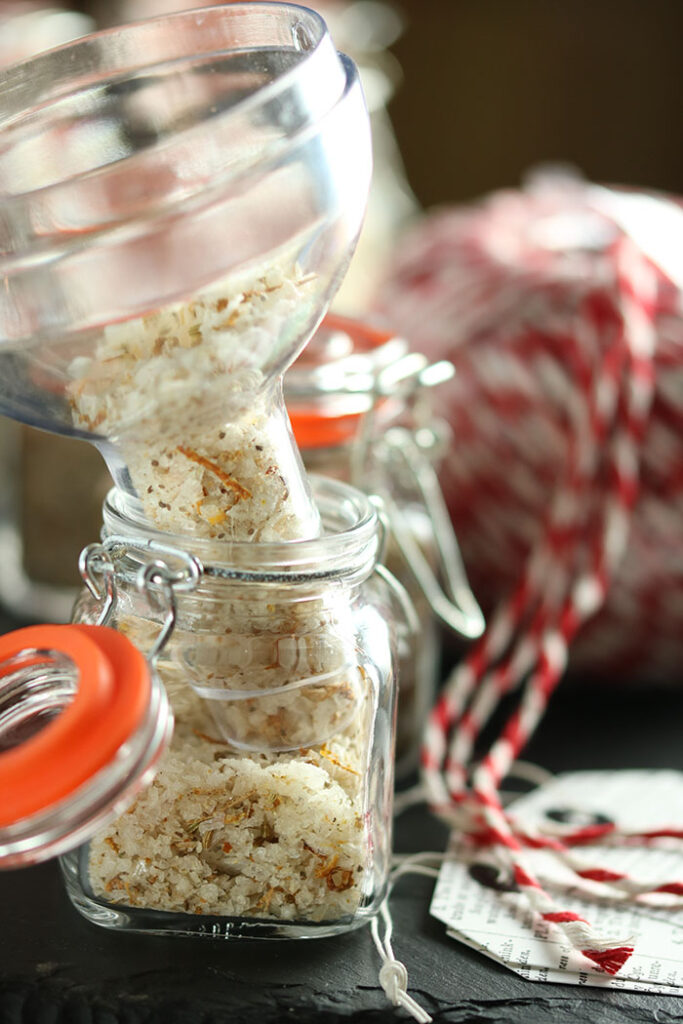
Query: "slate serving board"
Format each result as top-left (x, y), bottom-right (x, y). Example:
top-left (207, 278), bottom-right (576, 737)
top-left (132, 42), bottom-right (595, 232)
top-left (2, 624), bottom-right (682, 1023)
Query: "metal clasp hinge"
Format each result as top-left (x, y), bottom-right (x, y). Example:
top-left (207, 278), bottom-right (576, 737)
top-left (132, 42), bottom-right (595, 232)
top-left (372, 429), bottom-right (485, 640)
top-left (78, 538), bottom-right (203, 665)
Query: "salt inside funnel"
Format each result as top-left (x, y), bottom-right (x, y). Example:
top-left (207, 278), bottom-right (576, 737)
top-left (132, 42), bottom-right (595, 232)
top-left (0, 3), bottom-right (372, 544)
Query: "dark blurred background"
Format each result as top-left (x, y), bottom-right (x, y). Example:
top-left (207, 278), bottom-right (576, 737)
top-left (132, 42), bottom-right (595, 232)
top-left (386, 0), bottom-right (683, 206)
top-left (6, 0), bottom-right (682, 206)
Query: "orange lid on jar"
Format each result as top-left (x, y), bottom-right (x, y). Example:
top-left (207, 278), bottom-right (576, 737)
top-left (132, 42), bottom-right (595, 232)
top-left (0, 623), bottom-right (171, 867)
top-left (286, 313), bottom-right (407, 449)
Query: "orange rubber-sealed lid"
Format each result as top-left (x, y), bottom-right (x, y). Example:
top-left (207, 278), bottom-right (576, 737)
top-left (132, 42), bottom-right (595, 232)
top-left (320, 313), bottom-right (395, 354)
top-left (288, 314), bottom-right (398, 450)
top-left (0, 624), bottom-right (151, 827)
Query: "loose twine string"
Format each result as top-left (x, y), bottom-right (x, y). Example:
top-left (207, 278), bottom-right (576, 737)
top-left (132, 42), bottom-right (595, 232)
top-left (418, 236), bottom-right (660, 975)
top-left (371, 854), bottom-right (446, 1023)
top-left (371, 179), bottom-right (683, 1002)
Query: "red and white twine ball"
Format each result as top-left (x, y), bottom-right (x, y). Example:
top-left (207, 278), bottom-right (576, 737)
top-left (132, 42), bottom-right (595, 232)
top-left (375, 175), bottom-right (683, 973)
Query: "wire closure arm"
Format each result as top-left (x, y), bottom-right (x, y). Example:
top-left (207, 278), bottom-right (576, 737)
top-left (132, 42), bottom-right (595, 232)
top-left (350, 350), bottom-right (485, 643)
top-left (78, 543), bottom-right (116, 627)
top-left (78, 537), bottom-right (203, 663)
top-left (381, 429), bottom-right (485, 639)
top-left (370, 499), bottom-right (421, 637)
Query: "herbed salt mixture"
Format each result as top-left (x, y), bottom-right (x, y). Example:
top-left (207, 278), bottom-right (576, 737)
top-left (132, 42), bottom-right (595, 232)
top-left (69, 259), bottom-right (322, 542)
top-left (70, 259), bottom-right (377, 922)
top-left (89, 682), bottom-right (372, 920)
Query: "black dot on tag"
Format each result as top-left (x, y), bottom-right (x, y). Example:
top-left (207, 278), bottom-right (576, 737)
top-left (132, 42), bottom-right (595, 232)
top-left (544, 807), bottom-right (614, 827)
top-left (468, 863), bottom-right (520, 893)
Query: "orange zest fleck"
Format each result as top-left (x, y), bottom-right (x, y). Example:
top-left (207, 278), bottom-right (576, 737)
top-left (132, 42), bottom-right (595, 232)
top-left (105, 875), bottom-right (137, 903)
top-left (258, 886), bottom-right (283, 911)
top-left (207, 511), bottom-right (227, 526)
top-left (326, 867), bottom-right (354, 892)
top-left (192, 728), bottom-right (227, 745)
top-left (318, 744), bottom-right (360, 776)
top-left (314, 854), bottom-right (339, 879)
top-left (224, 809), bottom-right (250, 825)
top-left (176, 446), bottom-right (252, 500)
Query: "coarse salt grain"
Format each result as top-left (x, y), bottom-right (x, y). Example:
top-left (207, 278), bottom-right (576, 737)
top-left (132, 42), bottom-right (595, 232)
top-left (88, 677), bottom-right (372, 920)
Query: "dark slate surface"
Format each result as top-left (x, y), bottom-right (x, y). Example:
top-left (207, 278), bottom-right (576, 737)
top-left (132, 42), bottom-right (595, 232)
top-left (3, 649), bottom-right (683, 1022)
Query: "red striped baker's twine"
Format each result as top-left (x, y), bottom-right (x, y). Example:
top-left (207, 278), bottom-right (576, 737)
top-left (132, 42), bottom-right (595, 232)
top-left (379, 185), bottom-right (683, 684)
top-left (421, 239), bottom-right (661, 975)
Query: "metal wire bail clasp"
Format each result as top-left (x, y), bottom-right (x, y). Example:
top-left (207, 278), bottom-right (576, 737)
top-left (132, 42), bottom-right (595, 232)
top-left (350, 351), bottom-right (485, 641)
top-left (378, 428), bottom-right (485, 640)
top-left (370, 496), bottom-right (421, 640)
top-left (78, 543), bottom-right (117, 627)
top-left (78, 538), bottom-right (204, 665)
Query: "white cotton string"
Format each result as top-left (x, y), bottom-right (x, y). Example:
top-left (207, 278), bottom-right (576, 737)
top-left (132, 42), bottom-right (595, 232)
top-left (370, 854), bottom-right (452, 1021)
top-left (391, 863), bottom-right (442, 884)
top-left (393, 762), bottom-right (552, 818)
top-left (390, 851), bottom-right (446, 883)
top-left (370, 900), bottom-right (433, 1024)
top-left (393, 783), bottom-right (428, 816)
top-left (500, 761), bottom-right (556, 805)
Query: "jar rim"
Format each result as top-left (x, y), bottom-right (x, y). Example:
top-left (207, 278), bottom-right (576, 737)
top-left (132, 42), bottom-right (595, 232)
top-left (287, 313), bottom-right (407, 395)
top-left (0, 7), bottom-right (368, 350)
top-left (0, 3), bottom-right (344, 248)
top-left (286, 314), bottom-right (407, 449)
top-left (0, 5), bottom-right (342, 222)
top-left (0, 625), bottom-right (172, 868)
top-left (0, 4), bottom-right (330, 140)
top-left (101, 474), bottom-right (381, 581)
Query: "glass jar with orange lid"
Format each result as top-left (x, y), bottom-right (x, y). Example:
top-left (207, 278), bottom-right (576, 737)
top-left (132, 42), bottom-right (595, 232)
top-left (0, 1), bottom-right (402, 941)
top-left (285, 314), bottom-right (485, 773)
top-left (0, 475), bottom-right (402, 938)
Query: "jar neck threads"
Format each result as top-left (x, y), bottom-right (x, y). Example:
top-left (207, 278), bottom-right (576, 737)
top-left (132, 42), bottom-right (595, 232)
top-left (100, 475), bottom-right (381, 588)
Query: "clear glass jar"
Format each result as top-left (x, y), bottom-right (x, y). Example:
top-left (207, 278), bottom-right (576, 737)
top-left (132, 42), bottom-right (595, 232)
top-left (0, 7), bottom-right (393, 940)
top-left (285, 315), bottom-right (484, 773)
top-left (59, 476), bottom-right (397, 938)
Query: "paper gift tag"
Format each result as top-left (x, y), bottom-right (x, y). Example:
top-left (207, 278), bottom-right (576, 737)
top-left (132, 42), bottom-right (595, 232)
top-left (431, 770), bottom-right (683, 993)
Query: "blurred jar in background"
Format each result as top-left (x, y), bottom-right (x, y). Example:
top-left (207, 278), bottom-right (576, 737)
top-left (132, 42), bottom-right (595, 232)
top-left (0, 1), bottom-right (109, 623)
top-left (99, 0), bottom-right (418, 313)
top-left (286, 315), bottom-right (485, 773)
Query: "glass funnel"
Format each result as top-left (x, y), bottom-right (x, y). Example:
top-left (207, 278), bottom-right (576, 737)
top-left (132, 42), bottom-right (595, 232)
top-left (0, 3), bottom-right (372, 543)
